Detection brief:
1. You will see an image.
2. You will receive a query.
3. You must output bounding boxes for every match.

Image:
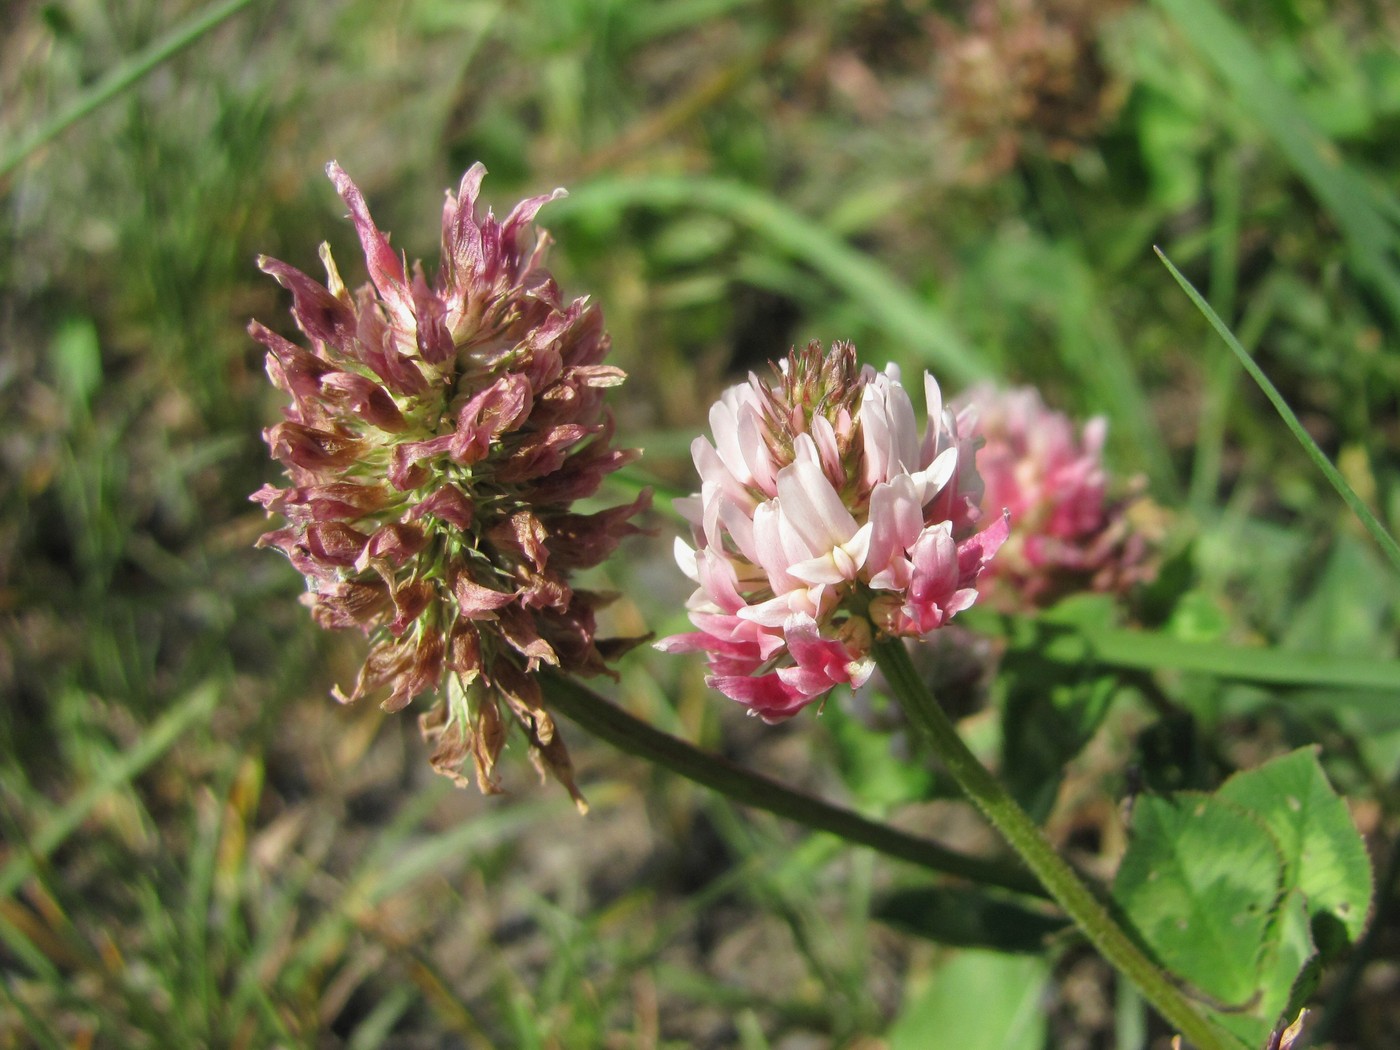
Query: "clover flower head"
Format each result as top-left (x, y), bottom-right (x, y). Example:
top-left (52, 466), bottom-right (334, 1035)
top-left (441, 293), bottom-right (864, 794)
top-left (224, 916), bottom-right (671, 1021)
top-left (955, 383), bottom-right (1151, 607)
top-left (252, 162), bottom-right (648, 804)
top-left (657, 341), bottom-right (1006, 721)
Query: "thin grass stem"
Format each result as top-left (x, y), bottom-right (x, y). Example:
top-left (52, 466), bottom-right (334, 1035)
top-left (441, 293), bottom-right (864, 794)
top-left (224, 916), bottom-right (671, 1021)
top-left (1157, 249), bottom-right (1400, 576)
top-left (0, 0), bottom-right (259, 180)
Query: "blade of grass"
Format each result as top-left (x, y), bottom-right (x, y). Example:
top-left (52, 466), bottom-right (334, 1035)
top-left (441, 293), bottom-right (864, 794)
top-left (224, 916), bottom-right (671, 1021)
top-left (1157, 248), bottom-right (1400, 574)
top-left (345, 983), bottom-right (417, 1050)
top-left (551, 176), bottom-right (990, 386)
top-left (1154, 0), bottom-right (1400, 319)
top-left (965, 605), bottom-right (1400, 694)
top-left (0, 0), bottom-right (260, 181)
top-left (283, 792), bottom-right (567, 990)
top-left (1071, 627), bottom-right (1400, 692)
top-left (0, 981), bottom-right (75, 1050)
top-left (0, 681), bottom-right (220, 900)
top-left (0, 902), bottom-right (64, 982)
top-left (226, 813), bottom-right (338, 1025)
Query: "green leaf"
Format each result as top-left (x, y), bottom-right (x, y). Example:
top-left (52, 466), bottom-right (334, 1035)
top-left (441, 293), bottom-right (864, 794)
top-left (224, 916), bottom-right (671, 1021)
top-left (1113, 792), bottom-right (1284, 1006)
top-left (1194, 887), bottom-right (1319, 1049)
top-left (1137, 89), bottom-right (1208, 209)
top-left (50, 316), bottom-right (103, 416)
top-left (875, 886), bottom-right (1070, 954)
top-left (998, 650), bottom-right (1118, 821)
top-left (1216, 748), bottom-right (1374, 953)
top-left (1251, 889), bottom-right (1319, 1041)
top-left (1164, 590), bottom-right (1230, 645)
top-left (889, 950), bottom-right (1050, 1050)
top-left (994, 598), bottom-right (1126, 817)
top-left (824, 697), bottom-right (934, 809)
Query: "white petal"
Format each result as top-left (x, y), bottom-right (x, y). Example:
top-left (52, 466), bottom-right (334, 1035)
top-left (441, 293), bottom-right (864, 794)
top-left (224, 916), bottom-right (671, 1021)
top-left (788, 555), bottom-right (846, 586)
top-left (776, 439), bottom-right (858, 551)
top-left (673, 537), bottom-right (699, 581)
top-left (738, 407), bottom-right (778, 495)
top-left (910, 446), bottom-right (958, 506)
top-left (924, 372), bottom-right (943, 429)
top-left (711, 398), bottom-right (753, 486)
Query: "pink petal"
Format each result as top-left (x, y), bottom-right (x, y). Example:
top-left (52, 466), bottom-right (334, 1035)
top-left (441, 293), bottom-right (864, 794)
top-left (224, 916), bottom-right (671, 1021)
top-left (326, 162), bottom-right (410, 317)
top-left (709, 672), bottom-right (816, 721)
top-left (866, 476), bottom-right (922, 576)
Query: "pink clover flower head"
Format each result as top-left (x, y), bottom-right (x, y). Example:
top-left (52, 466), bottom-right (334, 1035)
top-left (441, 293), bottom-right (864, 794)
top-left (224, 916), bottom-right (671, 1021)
top-left (252, 162), bottom-right (649, 805)
top-left (658, 341), bottom-right (1006, 722)
top-left (955, 383), bottom-right (1152, 607)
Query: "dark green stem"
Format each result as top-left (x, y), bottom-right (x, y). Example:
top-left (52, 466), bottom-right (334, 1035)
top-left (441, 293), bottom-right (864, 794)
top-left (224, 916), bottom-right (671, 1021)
top-left (541, 670), bottom-right (1044, 897)
top-left (872, 637), bottom-right (1235, 1050)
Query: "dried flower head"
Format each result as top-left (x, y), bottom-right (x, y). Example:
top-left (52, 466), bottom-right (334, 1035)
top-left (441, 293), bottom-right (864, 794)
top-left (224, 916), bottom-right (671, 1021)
top-left (933, 0), bottom-right (1127, 181)
top-left (252, 162), bottom-right (649, 805)
top-left (657, 341), bottom-right (1006, 721)
top-left (954, 383), bottom-right (1152, 607)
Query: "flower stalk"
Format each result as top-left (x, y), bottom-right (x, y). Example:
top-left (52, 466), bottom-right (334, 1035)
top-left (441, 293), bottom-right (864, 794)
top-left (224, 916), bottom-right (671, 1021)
top-left (541, 670), bottom-right (1043, 897)
top-left (872, 635), bottom-right (1233, 1050)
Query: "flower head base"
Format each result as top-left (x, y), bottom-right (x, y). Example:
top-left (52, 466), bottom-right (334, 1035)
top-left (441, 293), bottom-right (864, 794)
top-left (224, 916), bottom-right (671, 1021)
top-left (658, 341), bottom-right (1006, 721)
top-left (955, 384), bottom-right (1152, 608)
top-left (252, 163), bottom-right (649, 804)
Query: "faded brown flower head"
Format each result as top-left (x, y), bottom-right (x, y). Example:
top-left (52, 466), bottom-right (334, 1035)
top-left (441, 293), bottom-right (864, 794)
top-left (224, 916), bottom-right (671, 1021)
top-left (252, 162), bottom-right (649, 806)
top-left (934, 0), bottom-right (1126, 181)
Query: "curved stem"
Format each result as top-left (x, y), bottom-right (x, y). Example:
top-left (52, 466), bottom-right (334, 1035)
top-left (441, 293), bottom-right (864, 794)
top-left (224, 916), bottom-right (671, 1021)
top-left (541, 670), bottom-right (1044, 898)
top-left (872, 637), bottom-right (1236, 1050)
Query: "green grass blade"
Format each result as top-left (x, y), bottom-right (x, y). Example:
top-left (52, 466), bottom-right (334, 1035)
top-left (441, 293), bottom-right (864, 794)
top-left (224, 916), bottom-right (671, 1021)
top-left (552, 175), bottom-right (990, 385)
top-left (0, 981), bottom-right (73, 1050)
top-left (0, 681), bottom-right (220, 899)
top-left (1157, 248), bottom-right (1400, 575)
top-left (1153, 0), bottom-right (1400, 319)
top-left (0, 0), bottom-right (260, 180)
top-left (345, 983), bottom-right (418, 1050)
top-left (1072, 627), bottom-right (1400, 692)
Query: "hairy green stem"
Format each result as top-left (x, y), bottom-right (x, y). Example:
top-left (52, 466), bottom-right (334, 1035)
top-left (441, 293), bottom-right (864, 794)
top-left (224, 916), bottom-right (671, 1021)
top-left (541, 670), bottom-right (1044, 897)
top-left (872, 637), bottom-right (1235, 1050)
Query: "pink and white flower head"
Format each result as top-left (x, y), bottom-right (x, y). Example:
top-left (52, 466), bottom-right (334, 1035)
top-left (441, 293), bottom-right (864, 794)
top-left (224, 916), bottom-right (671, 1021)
top-left (954, 384), bottom-right (1152, 608)
top-left (657, 341), bottom-right (1007, 722)
top-left (252, 163), bottom-right (648, 804)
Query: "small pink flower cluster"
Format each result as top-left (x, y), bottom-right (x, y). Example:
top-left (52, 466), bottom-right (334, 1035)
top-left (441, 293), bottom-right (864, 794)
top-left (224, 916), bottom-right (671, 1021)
top-left (955, 383), bottom-right (1150, 607)
top-left (657, 342), bottom-right (1006, 721)
top-left (252, 163), bottom-right (647, 801)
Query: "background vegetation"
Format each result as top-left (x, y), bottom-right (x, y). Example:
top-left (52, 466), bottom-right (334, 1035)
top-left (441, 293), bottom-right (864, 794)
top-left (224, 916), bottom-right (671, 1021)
top-left (3, 0), bottom-right (1399, 1045)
